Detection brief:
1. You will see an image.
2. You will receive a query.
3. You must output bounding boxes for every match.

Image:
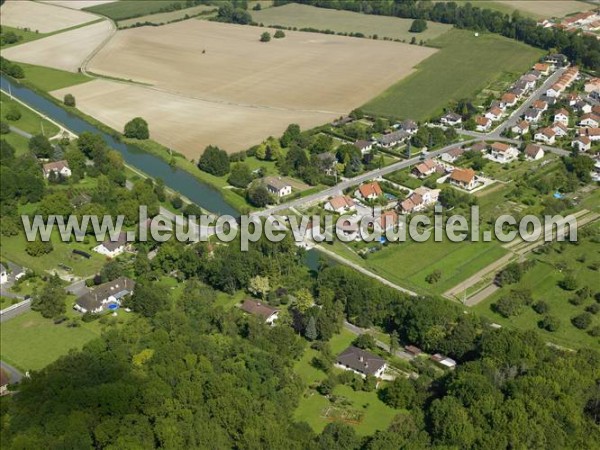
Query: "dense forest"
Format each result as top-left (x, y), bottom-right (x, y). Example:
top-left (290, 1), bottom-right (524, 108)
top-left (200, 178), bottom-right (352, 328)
top-left (1, 232), bottom-right (599, 448)
top-left (275, 0), bottom-right (600, 71)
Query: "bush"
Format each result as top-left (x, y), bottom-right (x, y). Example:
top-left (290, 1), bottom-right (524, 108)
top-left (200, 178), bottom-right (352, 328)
top-left (532, 301), bottom-right (549, 314)
top-left (124, 117), bottom-right (149, 139)
top-left (198, 145), bottom-right (230, 176)
top-left (425, 269), bottom-right (442, 284)
top-left (571, 313), bottom-right (592, 330)
top-left (5, 106), bottom-right (21, 121)
top-left (409, 19), bottom-right (427, 33)
top-left (274, 29), bottom-right (285, 39)
top-left (494, 296), bottom-right (523, 318)
top-left (246, 183), bottom-right (271, 207)
top-left (260, 32), bottom-right (271, 42)
top-left (588, 326), bottom-right (600, 337)
top-left (559, 274), bottom-right (578, 291)
top-left (0, 121), bottom-right (9, 134)
top-left (538, 315), bottom-right (560, 332)
top-left (586, 303), bottom-right (600, 315)
top-left (170, 195), bottom-right (183, 210)
top-left (63, 94), bottom-right (76, 107)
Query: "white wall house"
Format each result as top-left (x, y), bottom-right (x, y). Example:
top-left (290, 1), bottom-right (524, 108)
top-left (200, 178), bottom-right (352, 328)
top-left (264, 177), bottom-right (292, 197)
top-left (42, 160), bottom-right (72, 179)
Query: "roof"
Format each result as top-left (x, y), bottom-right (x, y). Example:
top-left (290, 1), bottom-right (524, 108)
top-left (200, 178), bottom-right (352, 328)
top-left (538, 127), bottom-right (556, 138)
top-left (76, 277), bottom-right (135, 311)
top-left (491, 142), bottom-right (511, 153)
top-left (336, 346), bottom-right (387, 376)
top-left (533, 100), bottom-right (547, 109)
top-left (514, 120), bottom-right (529, 130)
top-left (328, 195), bottom-right (354, 210)
top-left (450, 168), bottom-right (475, 184)
top-left (354, 140), bottom-right (372, 150)
top-left (264, 176), bottom-right (290, 191)
top-left (401, 198), bottom-right (417, 212)
top-left (413, 159), bottom-right (438, 175)
top-left (377, 210), bottom-right (398, 228)
top-left (533, 63), bottom-right (549, 71)
top-left (43, 160), bottom-right (69, 173)
top-left (446, 147), bottom-right (464, 158)
top-left (358, 182), bottom-right (382, 198)
top-left (400, 119), bottom-right (417, 130)
top-left (100, 232), bottom-right (127, 252)
top-left (574, 136), bottom-right (591, 145)
top-left (240, 299), bottom-right (278, 320)
top-left (501, 93), bottom-right (517, 103)
top-left (475, 116), bottom-right (490, 126)
top-left (555, 108), bottom-right (570, 117)
top-left (442, 111), bottom-right (462, 121)
top-left (430, 353), bottom-right (457, 368)
top-left (471, 141), bottom-right (488, 152)
top-left (0, 369), bottom-right (9, 387)
top-left (378, 130), bottom-right (409, 145)
top-left (553, 122), bottom-right (568, 132)
top-left (581, 113), bottom-right (600, 122)
top-left (404, 345), bottom-right (422, 355)
top-left (488, 106), bottom-right (503, 116)
top-left (525, 108), bottom-right (542, 118)
top-left (525, 144), bottom-right (543, 158)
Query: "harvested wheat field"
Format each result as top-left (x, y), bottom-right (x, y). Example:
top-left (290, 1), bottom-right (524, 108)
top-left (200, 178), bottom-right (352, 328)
top-left (42, 1), bottom-right (117, 10)
top-left (51, 79), bottom-right (335, 157)
top-left (494, 1), bottom-right (596, 19)
top-left (1, 20), bottom-right (113, 73)
top-left (88, 20), bottom-right (436, 113)
top-left (0, 0), bottom-right (98, 33)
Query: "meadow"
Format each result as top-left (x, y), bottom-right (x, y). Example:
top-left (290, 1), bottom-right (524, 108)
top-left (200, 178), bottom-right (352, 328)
top-left (15, 62), bottom-right (91, 92)
top-left (473, 232), bottom-right (600, 349)
top-left (117, 4), bottom-right (216, 28)
top-left (85, 0), bottom-right (203, 21)
top-left (1, 0), bottom-right (98, 33)
top-left (293, 329), bottom-right (400, 435)
top-left (251, 3), bottom-right (452, 42)
top-left (363, 29), bottom-right (544, 121)
top-left (1, 92), bottom-right (60, 137)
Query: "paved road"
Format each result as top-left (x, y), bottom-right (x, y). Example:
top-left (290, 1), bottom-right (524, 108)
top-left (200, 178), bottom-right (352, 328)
top-left (343, 321), bottom-right (415, 362)
top-left (0, 360), bottom-right (24, 384)
top-left (253, 140), bottom-right (473, 217)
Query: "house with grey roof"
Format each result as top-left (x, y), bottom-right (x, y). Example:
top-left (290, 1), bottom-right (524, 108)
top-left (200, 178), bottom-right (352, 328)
top-left (74, 277), bottom-right (135, 314)
top-left (264, 177), bottom-right (292, 197)
top-left (335, 345), bottom-right (387, 378)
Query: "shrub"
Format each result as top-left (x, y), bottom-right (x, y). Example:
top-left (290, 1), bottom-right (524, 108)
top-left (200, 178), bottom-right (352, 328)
top-left (572, 313), bottom-right (593, 330)
top-left (409, 19), bottom-right (428, 33)
top-left (0, 121), bottom-right (9, 134)
top-left (559, 274), bottom-right (578, 291)
top-left (539, 315), bottom-right (560, 332)
top-left (494, 296), bottom-right (523, 318)
top-left (274, 29), bottom-right (285, 39)
top-left (532, 301), bottom-right (549, 314)
top-left (198, 145), bottom-right (230, 176)
top-left (260, 32), bottom-right (271, 42)
top-left (124, 117), bottom-right (149, 139)
top-left (63, 94), bottom-right (76, 107)
top-left (5, 106), bottom-right (21, 121)
top-left (588, 326), bottom-right (600, 337)
top-left (586, 303), bottom-right (600, 315)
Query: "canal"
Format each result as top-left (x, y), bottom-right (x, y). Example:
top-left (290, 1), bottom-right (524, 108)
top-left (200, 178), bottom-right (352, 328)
top-left (0, 75), bottom-right (238, 216)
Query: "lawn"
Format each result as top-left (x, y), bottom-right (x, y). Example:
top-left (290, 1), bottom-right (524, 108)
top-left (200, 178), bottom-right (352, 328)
top-left (363, 29), bottom-right (544, 121)
top-left (328, 238), bottom-right (507, 295)
top-left (1, 130), bottom-right (31, 156)
top-left (0, 228), bottom-right (106, 278)
top-left (0, 26), bottom-right (46, 49)
top-left (1, 92), bottom-right (60, 137)
top-left (473, 233), bottom-right (600, 350)
top-left (0, 309), bottom-right (99, 371)
top-left (85, 0), bottom-right (199, 21)
top-left (17, 62), bottom-right (91, 92)
top-left (251, 3), bottom-right (452, 42)
top-left (293, 328), bottom-right (399, 435)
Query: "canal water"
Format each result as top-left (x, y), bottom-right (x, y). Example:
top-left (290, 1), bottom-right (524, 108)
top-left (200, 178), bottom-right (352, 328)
top-left (0, 75), bottom-right (238, 216)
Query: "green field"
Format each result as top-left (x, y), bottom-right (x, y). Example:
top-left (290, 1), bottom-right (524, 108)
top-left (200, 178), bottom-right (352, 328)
top-left (293, 329), bottom-right (400, 435)
top-left (0, 26), bottom-right (46, 49)
top-left (328, 238), bottom-right (507, 295)
top-left (1, 92), bottom-right (60, 137)
top-left (2, 128), bottom-right (32, 156)
top-left (118, 4), bottom-right (216, 28)
top-left (251, 3), bottom-right (452, 42)
top-left (85, 0), bottom-right (198, 21)
top-left (363, 29), bottom-right (544, 120)
top-left (474, 233), bottom-right (600, 349)
top-left (17, 62), bottom-right (91, 92)
top-left (0, 228), bottom-right (105, 278)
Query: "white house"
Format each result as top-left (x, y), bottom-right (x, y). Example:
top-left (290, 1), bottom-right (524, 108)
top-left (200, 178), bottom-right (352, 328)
top-left (524, 144), bottom-right (544, 161)
top-left (532, 100), bottom-right (548, 111)
top-left (485, 106), bottom-right (503, 122)
top-left (42, 160), bottom-right (71, 179)
top-left (74, 277), bottom-right (135, 314)
top-left (554, 108), bottom-right (570, 126)
top-left (0, 263), bottom-right (7, 285)
top-left (511, 120), bottom-right (530, 135)
top-left (578, 127), bottom-right (600, 142)
top-left (449, 168), bottom-right (477, 191)
top-left (264, 177), bottom-right (292, 197)
top-left (400, 187), bottom-right (440, 214)
top-left (378, 130), bottom-right (409, 148)
top-left (579, 113), bottom-right (600, 128)
top-left (575, 100), bottom-right (592, 114)
top-left (475, 116), bottom-right (491, 132)
top-left (240, 299), bottom-right (279, 325)
top-left (524, 108), bottom-right (543, 123)
top-left (489, 142), bottom-right (519, 163)
top-left (355, 182), bottom-right (382, 200)
top-left (431, 354), bottom-right (457, 369)
top-left (93, 232), bottom-right (128, 258)
top-left (552, 122), bottom-right (568, 137)
top-left (501, 93), bottom-right (518, 108)
top-left (534, 127), bottom-right (556, 145)
top-left (440, 112), bottom-right (462, 126)
top-left (354, 140), bottom-right (373, 155)
top-left (324, 195), bottom-right (355, 214)
top-left (440, 147), bottom-right (464, 163)
top-left (335, 346), bottom-right (387, 379)
top-left (572, 136), bottom-right (592, 152)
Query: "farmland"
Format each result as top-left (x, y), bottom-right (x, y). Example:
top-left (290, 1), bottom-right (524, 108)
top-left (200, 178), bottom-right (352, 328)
top-left (363, 29), bottom-right (544, 120)
top-left (55, 20), bottom-right (434, 156)
top-left (434, 0), bottom-right (596, 19)
top-left (1, 0), bottom-right (99, 33)
top-left (117, 4), bottom-right (216, 28)
top-left (251, 3), bottom-right (452, 42)
top-left (84, 0), bottom-right (201, 21)
top-left (44, 1), bottom-right (118, 10)
top-left (1, 20), bottom-right (114, 73)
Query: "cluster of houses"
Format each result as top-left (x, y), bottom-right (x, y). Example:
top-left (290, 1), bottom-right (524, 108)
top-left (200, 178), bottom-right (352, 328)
top-left (474, 62), bottom-right (553, 132)
top-left (538, 10), bottom-right (600, 36)
top-left (354, 119), bottom-right (419, 153)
